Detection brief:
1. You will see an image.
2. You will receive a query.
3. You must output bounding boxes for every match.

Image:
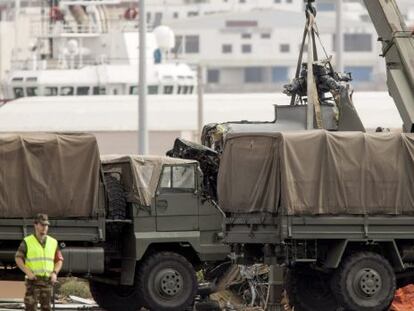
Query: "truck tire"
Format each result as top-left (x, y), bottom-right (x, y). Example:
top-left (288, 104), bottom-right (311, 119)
top-left (332, 251), bottom-right (396, 311)
top-left (136, 251), bottom-right (197, 311)
top-left (286, 266), bottom-right (340, 311)
top-left (89, 280), bottom-right (142, 311)
top-left (104, 175), bottom-right (126, 220)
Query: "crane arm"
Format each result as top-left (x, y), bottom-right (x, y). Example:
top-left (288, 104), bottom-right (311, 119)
top-left (363, 0), bottom-right (414, 132)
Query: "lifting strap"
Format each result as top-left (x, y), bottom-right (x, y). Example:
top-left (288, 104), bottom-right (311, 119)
top-left (290, 3), bottom-right (324, 129)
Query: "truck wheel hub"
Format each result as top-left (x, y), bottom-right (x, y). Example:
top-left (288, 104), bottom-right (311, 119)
top-left (357, 268), bottom-right (382, 296)
top-left (156, 268), bottom-right (183, 297)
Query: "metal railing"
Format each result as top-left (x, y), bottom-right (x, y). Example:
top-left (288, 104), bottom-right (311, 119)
top-left (9, 56), bottom-right (138, 71)
top-left (29, 18), bottom-right (152, 38)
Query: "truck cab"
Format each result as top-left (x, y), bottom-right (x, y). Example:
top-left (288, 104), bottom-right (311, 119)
top-left (94, 155), bottom-right (229, 311)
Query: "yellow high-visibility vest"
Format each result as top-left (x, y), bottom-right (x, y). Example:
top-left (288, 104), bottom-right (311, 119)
top-left (24, 235), bottom-right (57, 277)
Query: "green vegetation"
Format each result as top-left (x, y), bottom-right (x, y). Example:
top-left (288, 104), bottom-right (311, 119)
top-left (58, 278), bottom-right (92, 299)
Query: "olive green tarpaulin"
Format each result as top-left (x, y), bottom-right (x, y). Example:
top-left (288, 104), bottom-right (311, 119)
top-left (0, 133), bottom-right (100, 218)
top-left (101, 155), bottom-right (198, 207)
top-left (218, 131), bottom-right (414, 215)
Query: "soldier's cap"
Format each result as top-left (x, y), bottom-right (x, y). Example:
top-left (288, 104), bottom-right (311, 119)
top-left (34, 213), bottom-right (50, 225)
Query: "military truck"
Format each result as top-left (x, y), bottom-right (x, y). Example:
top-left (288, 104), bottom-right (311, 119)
top-left (221, 130), bottom-right (414, 311)
top-left (0, 133), bottom-right (229, 311)
top-left (196, 0), bottom-right (414, 310)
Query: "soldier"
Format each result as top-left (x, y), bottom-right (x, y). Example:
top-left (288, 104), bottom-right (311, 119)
top-left (15, 214), bottom-right (64, 311)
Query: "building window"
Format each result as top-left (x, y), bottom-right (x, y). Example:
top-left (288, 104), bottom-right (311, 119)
top-left (129, 86), bottom-right (138, 95)
top-left (148, 85), bottom-right (159, 94)
top-left (317, 3), bottom-right (336, 11)
top-left (333, 34), bottom-right (372, 52)
top-left (226, 20), bottom-right (258, 27)
top-left (77, 86), bottom-right (90, 96)
top-left (222, 44), bottom-right (232, 54)
top-left (239, 0), bottom-right (246, 3)
top-left (272, 66), bottom-right (289, 82)
top-left (173, 12), bottom-right (179, 19)
top-left (274, 0), bottom-right (281, 3)
top-left (242, 44), bottom-right (252, 53)
top-left (13, 87), bottom-right (24, 98)
top-left (286, 0), bottom-right (292, 3)
top-left (280, 44), bottom-right (290, 53)
top-left (345, 66), bottom-right (373, 82)
top-left (207, 69), bottom-right (220, 83)
top-left (185, 35), bottom-right (199, 53)
top-left (60, 86), bottom-right (74, 96)
top-left (164, 85), bottom-right (174, 94)
top-left (261, 33), bottom-right (271, 39)
top-left (26, 87), bottom-right (38, 97)
top-left (154, 12), bottom-right (163, 27)
top-left (241, 33), bottom-right (251, 39)
top-left (44, 87), bottom-right (58, 96)
top-left (188, 11), bottom-right (199, 17)
top-left (172, 35), bottom-right (183, 55)
top-left (345, 34), bottom-right (372, 52)
top-left (244, 67), bottom-right (264, 83)
top-left (93, 87), bottom-right (106, 95)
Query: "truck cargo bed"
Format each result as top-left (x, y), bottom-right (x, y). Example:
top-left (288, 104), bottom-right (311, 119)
top-left (224, 214), bottom-right (414, 244)
top-left (0, 218), bottom-right (104, 242)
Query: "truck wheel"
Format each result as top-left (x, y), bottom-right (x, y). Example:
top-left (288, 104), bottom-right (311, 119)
top-left (332, 252), bottom-right (396, 311)
top-left (89, 280), bottom-right (142, 311)
top-left (286, 267), bottom-right (340, 311)
top-left (104, 175), bottom-right (127, 220)
top-left (136, 252), bottom-right (197, 311)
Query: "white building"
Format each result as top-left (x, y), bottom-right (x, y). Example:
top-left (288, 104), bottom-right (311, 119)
top-left (1, 0), bottom-right (412, 94)
top-left (160, 7), bottom-right (385, 92)
top-left (146, 0), bottom-right (414, 22)
top-left (146, 0), bottom-right (303, 23)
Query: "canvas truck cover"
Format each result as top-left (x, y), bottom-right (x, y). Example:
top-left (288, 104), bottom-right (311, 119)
top-left (218, 131), bottom-right (414, 215)
top-left (0, 133), bottom-right (100, 218)
top-left (101, 155), bottom-right (198, 206)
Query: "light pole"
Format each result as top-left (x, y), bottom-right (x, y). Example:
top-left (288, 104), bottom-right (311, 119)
top-left (197, 65), bottom-right (204, 142)
top-left (14, 0), bottom-right (21, 59)
top-left (138, 0), bottom-right (148, 154)
top-left (336, 0), bottom-right (344, 72)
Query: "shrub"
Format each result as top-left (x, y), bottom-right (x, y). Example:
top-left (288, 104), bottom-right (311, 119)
top-left (58, 278), bottom-right (92, 299)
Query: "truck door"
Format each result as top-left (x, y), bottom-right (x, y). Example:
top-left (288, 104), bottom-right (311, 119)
top-left (155, 164), bottom-right (199, 231)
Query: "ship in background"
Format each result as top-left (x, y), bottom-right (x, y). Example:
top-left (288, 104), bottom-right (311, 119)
top-left (2, 0), bottom-right (196, 100)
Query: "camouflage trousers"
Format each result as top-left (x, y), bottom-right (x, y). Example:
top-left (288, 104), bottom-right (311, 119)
top-left (24, 278), bottom-right (53, 311)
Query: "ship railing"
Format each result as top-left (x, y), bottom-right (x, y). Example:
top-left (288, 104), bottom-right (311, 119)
top-left (10, 57), bottom-right (139, 71)
top-left (30, 18), bottom-right (152, 37)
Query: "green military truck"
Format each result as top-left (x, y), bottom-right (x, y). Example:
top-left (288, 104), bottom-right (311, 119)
top-left (0, 133), bottom-right (228, 311)
top-left (220, 131), bottom-right (414, 311)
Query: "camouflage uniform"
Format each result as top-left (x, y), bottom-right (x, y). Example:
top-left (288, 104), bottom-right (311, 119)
top-left (24, 278), bottom-right (52, 311)
top-left (15, 214), bottom-right (63, 311)
top-left (16, 238), bottom-right (58, 311)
